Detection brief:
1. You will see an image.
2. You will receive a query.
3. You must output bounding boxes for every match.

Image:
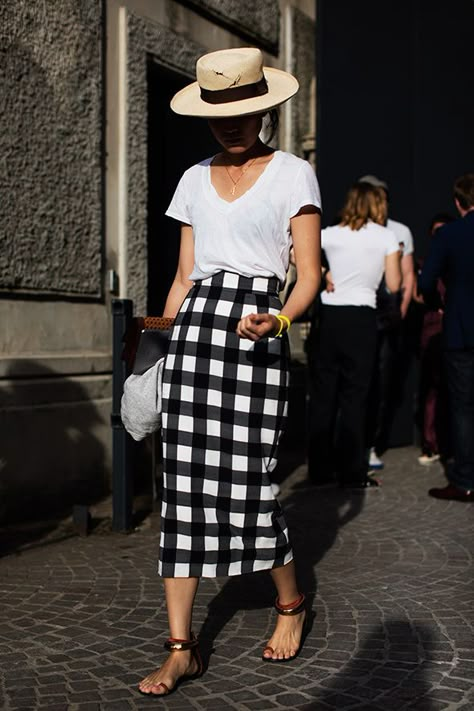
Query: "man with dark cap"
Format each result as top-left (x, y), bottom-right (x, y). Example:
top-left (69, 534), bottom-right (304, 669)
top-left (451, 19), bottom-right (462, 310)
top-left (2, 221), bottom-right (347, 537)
top-left (419, 173), bottom-right (474, 501)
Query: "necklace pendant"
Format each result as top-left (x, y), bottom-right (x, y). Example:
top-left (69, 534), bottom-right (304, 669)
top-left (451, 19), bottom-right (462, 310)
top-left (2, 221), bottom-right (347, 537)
top-left (231, 186), bottom-right (236, 196)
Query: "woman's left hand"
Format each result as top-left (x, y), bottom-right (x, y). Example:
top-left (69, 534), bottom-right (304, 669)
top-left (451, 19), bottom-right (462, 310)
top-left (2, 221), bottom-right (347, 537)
top-left (236, 313), bottom-right (279, 341)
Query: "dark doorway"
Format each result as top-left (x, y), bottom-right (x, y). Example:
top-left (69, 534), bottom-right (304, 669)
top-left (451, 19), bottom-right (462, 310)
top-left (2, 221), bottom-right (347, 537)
top-left (147, 59), bottom-right (219, 315)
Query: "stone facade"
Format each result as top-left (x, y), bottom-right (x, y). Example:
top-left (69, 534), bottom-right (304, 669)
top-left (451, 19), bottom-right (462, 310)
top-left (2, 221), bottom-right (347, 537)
top-left (0, 1), bottom-right (103, 297)
top-left (293, 7), bottom-right (316, 162)
top-left (178, 0), bottom-right (280, 53)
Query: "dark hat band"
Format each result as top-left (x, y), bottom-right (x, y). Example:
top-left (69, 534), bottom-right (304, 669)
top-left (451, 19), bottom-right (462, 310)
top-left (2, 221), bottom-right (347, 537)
top-left (200, 76), bottom-right (268, 105)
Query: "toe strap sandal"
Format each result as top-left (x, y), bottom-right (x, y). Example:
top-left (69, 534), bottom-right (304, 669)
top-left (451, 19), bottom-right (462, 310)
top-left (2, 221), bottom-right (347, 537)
top-left (139, 632), bottom-right (203, 697)
top-left (262, 593), bottom-right (311, 663)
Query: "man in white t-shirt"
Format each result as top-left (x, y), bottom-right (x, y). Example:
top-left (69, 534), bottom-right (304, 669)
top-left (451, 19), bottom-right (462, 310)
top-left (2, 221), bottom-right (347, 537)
top-left (358, 175), bottom-right (416, 468)
top-left (358, 176), bottom-right (415, 318)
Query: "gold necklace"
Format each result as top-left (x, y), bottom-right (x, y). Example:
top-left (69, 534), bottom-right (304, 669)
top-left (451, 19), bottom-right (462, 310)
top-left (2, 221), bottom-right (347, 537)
top-left (224, 158), bottom-right (257, 196)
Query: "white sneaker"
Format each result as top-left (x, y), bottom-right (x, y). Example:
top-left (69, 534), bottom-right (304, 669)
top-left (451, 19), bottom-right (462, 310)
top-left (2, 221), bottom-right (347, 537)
top-left (417, 453), bottom-right (440, 466)
top-left (368, 448), bottom-right (384, 470)
top-left (271, 482), bottom-right (281, 497)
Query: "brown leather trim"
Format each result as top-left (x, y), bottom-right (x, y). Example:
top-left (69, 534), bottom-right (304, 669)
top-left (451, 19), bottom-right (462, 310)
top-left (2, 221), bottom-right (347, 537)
top-left (200, 76), bottom-right (268, 105)
top-left (275, 593), bottom-right (306, 616)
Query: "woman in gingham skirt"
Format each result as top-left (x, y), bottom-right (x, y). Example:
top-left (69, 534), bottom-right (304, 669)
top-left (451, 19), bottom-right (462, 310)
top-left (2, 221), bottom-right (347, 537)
top-left (139, 47), bottom-right (321, 696)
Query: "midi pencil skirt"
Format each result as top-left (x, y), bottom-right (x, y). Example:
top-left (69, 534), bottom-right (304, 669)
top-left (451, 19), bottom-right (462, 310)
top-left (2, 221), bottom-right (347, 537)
top-left (158, 271), bottom-right (293, 578)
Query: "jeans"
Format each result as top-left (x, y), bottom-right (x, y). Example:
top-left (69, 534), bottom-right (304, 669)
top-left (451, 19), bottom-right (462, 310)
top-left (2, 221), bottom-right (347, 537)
top-left (445, 348), bottom-right (474, 491)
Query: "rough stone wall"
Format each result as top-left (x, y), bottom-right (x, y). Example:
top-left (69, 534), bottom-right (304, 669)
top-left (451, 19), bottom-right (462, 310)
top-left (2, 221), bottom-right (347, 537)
top-left (178, 0), bottom-right (279, 53)
top-left (292, 7), bottom-right (316, 157)
top-left (0, 1), bottom-right (102, 297)
top-left (127, 12), bottom-right (205, 313)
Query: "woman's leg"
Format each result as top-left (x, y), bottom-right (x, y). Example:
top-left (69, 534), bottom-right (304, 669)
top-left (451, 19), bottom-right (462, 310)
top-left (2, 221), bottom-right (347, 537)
top-left (263, 561), bottom-right (306, 660)
top-left (139, 577), bottom-right (200, 694)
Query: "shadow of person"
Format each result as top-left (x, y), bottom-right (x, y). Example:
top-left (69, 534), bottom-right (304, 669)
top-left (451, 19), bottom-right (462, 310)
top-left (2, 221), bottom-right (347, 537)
top-left (0, 361), bottom-right (107, 556)
top-left (196, 472), bottom-right (366, 669)
top-left (301, 620), bottom-right (437, 710)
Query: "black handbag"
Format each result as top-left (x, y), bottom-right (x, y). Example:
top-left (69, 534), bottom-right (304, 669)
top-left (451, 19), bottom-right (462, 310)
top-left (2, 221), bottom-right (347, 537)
top-left (122, 316), bottom-right (174, 375)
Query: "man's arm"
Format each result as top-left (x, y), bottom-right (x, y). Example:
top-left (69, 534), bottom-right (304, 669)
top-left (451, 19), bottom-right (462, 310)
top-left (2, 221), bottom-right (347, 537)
top-left (400, 253), bottom-right (415, 319)
top-left (418, 231), bottom-right (448, 296)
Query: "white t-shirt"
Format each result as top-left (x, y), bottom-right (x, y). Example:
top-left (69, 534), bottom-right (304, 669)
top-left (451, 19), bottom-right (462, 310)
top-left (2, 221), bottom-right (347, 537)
top-left (321, 222), bottom-right (400, 308)
top-left (387, 218), bottom-right (414, 257)
top-left (166, 150), bottom-right (321, 284)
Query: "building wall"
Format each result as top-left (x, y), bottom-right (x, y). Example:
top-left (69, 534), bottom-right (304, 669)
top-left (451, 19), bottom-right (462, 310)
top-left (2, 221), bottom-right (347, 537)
top-left (0, 0), bottom-right (111, 522)
top-left (1, 0), bottom-right (316, 523)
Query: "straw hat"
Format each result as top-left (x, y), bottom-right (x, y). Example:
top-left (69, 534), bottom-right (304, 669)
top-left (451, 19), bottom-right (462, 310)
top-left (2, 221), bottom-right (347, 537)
top-left (170, 47), bottom-right (299, 118)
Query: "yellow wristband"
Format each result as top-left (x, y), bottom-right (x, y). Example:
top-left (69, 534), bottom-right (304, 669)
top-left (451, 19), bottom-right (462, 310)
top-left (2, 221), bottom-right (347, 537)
top-left (274, 318), bottom-right (284, 337)
top-left (275, 314), bottom-right (291, 337)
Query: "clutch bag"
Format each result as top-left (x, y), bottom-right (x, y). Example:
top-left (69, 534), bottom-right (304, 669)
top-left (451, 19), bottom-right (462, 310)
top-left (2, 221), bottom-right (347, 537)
top-left (122, 316), bottom-right (174, 375)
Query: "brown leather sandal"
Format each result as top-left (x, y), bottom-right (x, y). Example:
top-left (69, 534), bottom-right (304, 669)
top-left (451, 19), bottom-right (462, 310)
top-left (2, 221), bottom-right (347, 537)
top-left (138, 632), bottom-right (203, 696)
top-left (262, 593), bottom-right (310, 663)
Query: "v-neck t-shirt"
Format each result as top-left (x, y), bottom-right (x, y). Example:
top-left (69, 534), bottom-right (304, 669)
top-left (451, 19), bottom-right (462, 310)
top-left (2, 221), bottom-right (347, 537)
top-left (165, 150), bottom-right (322, 284)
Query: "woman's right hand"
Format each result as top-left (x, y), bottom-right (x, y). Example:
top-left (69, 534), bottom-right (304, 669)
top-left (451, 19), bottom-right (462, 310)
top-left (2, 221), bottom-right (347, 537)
top-left (236, 313), bottom-right (280, 341)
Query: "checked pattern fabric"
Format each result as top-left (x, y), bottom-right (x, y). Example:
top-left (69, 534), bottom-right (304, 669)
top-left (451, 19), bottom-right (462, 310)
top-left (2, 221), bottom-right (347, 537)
top-left (158, 271), bottom-right (293, 578)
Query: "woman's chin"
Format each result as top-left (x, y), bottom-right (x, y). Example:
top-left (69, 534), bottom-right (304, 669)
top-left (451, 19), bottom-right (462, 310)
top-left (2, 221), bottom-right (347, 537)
top-left (223, 144), bottom-right (249, 153)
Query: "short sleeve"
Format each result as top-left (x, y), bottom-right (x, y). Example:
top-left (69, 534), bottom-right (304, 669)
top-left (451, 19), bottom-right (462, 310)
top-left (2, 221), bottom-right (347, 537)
top-left (289, 160), bottom-right (322, 218)
top-left (321, 227), bottom-right (327, 249)
top-left (165, 170), bottom-right (192, 225)
top-left (385, 228), bottom-right (400, 256)
top-left (402, 226), bottom-right (414, 256)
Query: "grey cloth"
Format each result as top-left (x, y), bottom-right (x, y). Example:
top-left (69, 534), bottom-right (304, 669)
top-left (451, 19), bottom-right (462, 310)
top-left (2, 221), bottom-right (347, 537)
top-left (120, 358), bottom-right (164, 441)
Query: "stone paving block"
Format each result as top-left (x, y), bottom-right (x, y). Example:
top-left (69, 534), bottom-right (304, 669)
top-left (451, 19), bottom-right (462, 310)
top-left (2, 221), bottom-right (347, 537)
top-left (241, 700), bottom-right (281, 710)
top-left (440, 677), bottom-right (473, 691)
top-left (425, 687), bottom-right (467, 702)
top-left (40, 682), bottom-right (69, 694)
top-left (317, 692), bottom-right (360, 708)
top-left (67, 690), bottom-right (103, 703)
top-left (101, 686), bottom-right (135, 701)
top-left (37, 695), bottom-right (69, 706)
top-left (407, 699), bottom-right (450, 711)
top-left (68, 680), bottom-right (98, 692)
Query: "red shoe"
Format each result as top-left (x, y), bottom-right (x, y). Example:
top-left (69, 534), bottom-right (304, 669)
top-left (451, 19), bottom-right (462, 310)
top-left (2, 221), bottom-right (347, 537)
top-left (428, 484), bottom-right (474, 502)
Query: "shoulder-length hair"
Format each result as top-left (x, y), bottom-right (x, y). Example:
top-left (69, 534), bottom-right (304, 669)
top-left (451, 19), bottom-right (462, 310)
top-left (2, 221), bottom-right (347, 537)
top-left (339, 183), bottom-right (387, 231)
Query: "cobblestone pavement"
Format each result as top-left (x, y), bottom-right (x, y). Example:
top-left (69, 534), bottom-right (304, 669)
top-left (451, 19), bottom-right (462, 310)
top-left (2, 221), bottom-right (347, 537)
top-left (1, 446), bottom-right (473, 711)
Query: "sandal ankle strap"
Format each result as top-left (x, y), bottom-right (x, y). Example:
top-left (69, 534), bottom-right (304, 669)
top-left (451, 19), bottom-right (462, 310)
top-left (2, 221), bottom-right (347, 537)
top-left (275, 593), bottom-right (306, 616)
top-left (164, 634), bottom-right (199, 652)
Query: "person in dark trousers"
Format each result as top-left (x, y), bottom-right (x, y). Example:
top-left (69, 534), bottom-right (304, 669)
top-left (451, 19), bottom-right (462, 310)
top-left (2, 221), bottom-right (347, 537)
top-left (419, 173), bottom-right (474, 502)
top-left (308, 182), bottom-right (401, 488)
top-left (413, 213), bottom-right (454, 466)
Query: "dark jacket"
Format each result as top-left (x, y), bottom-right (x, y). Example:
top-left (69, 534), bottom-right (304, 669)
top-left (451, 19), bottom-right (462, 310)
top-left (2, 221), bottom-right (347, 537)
top-left (419, 210), bottom-right (474, 349)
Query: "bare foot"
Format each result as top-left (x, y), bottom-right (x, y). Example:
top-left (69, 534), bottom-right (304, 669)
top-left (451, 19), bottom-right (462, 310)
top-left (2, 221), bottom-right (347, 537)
top-left (138, 650), bottom-right (199, 695)
top-left (263, 609), bottom-right (306, 661)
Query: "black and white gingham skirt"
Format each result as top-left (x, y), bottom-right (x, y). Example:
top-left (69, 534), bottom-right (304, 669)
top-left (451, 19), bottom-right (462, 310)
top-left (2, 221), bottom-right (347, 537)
top-left (158, 271), bottom-right (293, 578)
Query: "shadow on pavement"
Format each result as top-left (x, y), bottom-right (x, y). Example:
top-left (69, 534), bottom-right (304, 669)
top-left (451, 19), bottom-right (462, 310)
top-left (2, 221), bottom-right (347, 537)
top-left (198, 471), bottom-right (365, 669)
top-left (302, 620), bottom-right (436, 710)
